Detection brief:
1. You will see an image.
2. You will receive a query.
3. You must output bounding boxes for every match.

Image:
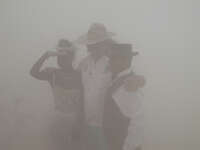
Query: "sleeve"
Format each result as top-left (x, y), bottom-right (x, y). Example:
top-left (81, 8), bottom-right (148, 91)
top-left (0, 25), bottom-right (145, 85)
top-left (112, 86), bottom-right (141, 118)
top-left (31, 67), bottom-right (55, 81)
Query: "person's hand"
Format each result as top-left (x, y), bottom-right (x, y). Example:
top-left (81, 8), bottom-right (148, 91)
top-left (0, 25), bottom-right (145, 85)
top-left (124, 75), bottom-right (146, 92)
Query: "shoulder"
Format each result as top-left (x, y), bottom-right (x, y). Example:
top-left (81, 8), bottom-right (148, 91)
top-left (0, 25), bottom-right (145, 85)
top-left (76, 55), bottom-right (90, 71)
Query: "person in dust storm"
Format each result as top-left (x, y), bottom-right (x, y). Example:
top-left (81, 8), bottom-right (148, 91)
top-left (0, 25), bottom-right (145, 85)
top-left (105, 44), bottom-right (146, 150)
top-left (30, 39), bottom-right (83, 150)
top-left (75, 23), bottom-right (115, 150)
top-left (75, 22), bottom-right (145, 150)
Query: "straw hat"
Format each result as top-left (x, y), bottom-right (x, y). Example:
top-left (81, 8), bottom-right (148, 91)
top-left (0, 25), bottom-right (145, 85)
top-left (76, 23), bottom-right (115, 45)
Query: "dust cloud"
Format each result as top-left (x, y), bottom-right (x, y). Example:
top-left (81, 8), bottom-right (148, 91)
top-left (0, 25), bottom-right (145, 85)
top-left (0, 0), bottom-right (199, 150)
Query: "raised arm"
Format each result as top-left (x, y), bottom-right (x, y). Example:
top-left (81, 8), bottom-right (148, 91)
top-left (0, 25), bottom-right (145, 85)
top-left (30, 51), bottom-right (56, 80)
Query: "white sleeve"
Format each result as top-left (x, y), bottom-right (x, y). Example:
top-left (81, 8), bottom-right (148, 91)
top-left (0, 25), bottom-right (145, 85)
top-left (112, 87), bottom-right (144, 150)
top-left (112, 86), bottom-right (142, 118)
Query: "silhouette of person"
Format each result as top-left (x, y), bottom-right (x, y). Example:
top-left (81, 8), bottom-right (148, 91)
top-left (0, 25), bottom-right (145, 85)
top-left (76, 23), bottom-right (115, 150)
top-left (30, 39), bottom-right (83, 150)
top-left (105, 45), bottom-right (145, 150)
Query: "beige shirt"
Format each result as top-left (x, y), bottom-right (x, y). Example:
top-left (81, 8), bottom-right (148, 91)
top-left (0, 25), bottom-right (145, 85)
top-left (78, 55), bottom-right (112, 127)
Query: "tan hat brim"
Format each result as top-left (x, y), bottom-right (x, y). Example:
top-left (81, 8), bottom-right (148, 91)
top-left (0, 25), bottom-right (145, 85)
top-left (76, 32), bottom-right (115, 45)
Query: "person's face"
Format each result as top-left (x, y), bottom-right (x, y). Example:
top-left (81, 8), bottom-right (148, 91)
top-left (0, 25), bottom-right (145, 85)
top-left (56, 47), bottom-right (74, 69)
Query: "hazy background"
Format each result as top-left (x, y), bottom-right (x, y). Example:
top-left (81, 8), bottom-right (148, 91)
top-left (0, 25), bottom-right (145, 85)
top-left (0, 0), bottom-right (199, 150)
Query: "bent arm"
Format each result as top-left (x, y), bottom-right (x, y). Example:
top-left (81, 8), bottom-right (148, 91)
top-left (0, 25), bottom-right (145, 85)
top-left (30, 52), bottom-right (51, 80)
top-left (124, 74), bottom-right (146, 92)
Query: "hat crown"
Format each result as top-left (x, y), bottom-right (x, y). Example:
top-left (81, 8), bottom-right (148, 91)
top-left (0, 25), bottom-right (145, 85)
top-left (57, 39), bottom-right (72, 48)
top-left (88, 23), bottom-right (107, 33)
top-left (87, 23), bottom-right (109, 41)
top-left (76, 23), bottom-right (115, 45)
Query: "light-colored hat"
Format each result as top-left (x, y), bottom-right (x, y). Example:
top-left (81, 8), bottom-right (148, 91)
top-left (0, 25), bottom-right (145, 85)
top-left (76, 23), bottom-right (115, 45)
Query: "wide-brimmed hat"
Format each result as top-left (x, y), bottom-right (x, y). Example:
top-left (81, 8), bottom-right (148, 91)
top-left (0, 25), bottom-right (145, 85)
top-left (57, 39), bottom-right (73, 48)
top-left (76, 23), bottom-right (115, 45)
top-left (56, 39), bottom-right (77, 52)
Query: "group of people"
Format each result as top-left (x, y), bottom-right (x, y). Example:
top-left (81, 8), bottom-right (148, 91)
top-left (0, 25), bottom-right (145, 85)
top-left (30, 23), bottom-right (146, 150)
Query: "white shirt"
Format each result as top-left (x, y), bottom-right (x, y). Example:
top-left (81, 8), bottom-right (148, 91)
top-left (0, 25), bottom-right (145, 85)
top-left (78, 55), bottom-right (112, 127)
top-left (112, 68), bottom-right (144, 150)
top-left (112, 85), bottom-right (142, 119)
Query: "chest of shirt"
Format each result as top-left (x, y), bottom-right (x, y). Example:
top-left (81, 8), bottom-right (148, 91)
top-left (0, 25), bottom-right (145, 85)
top-left (50, 71), bottom-right (82, 90)
top-left (82, 56), bottom-right (112, 89)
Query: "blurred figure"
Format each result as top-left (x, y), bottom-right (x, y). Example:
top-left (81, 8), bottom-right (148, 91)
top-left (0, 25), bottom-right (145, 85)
top-left (76, 23), bottom-right (115, 150)
top-left (30, 39), bottom-right (83, 150)
top-left (106, 45), bottom-right (145, 150)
